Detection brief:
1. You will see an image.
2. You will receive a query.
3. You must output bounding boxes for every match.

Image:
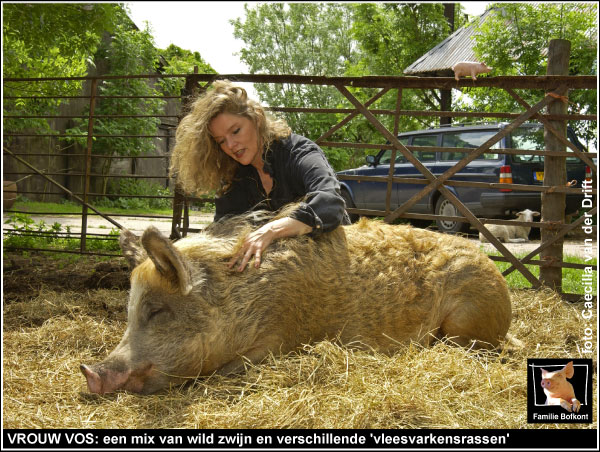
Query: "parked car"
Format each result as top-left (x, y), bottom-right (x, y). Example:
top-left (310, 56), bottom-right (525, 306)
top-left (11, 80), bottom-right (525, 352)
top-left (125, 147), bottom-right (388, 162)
top-left (337, 122), bottom-right (591, 233)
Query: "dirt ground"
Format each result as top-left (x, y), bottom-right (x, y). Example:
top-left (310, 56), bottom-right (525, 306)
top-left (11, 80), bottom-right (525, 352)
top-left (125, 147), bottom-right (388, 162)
top-left (2, 252), bottom-right (129, 303)
top-left (2, 213), bottom-right (214, 300)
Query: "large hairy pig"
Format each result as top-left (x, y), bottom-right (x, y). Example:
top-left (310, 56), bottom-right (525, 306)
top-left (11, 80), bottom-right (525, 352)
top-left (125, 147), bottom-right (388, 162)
top-left (81, 210), bottom-right (512, 394)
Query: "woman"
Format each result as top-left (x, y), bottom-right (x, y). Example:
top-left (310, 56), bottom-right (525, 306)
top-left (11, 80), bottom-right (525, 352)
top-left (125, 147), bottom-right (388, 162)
top-left (170, 80), bottom-right (349, 271)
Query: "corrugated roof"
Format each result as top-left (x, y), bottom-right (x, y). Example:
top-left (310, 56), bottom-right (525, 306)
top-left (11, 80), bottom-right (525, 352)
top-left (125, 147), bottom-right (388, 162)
top-left (404, 9), bottom-right (494, 75)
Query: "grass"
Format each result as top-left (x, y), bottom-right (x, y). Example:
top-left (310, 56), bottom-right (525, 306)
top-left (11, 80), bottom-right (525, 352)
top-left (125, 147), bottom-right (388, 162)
top-left (488, 251), bottom-right (597, 295)
top-left (3, 213), bottom-right (121, 253)
top-left (9, 199), bottom-right (216, 217)
top-left (9, 200), bottom-right (174, 217)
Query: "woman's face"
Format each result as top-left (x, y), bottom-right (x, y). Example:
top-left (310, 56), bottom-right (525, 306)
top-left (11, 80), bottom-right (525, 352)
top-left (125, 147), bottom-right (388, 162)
top-left (208, 112), bottom-right (261, 168)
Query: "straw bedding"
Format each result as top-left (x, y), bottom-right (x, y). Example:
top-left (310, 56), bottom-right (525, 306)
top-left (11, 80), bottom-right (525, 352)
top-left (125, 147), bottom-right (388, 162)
top-left (2, 255), bottom-right (596, 429)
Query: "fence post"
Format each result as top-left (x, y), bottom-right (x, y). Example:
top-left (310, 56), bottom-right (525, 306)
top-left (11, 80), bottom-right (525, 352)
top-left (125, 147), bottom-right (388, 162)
top-left (540, 39), bottom-right (571, 291)
top-left (171, 69), bottom-right (200, 240)
top-left (80, 78), bottom-right (98, 253)
top-left (385, 89), bottom-right (403, 213)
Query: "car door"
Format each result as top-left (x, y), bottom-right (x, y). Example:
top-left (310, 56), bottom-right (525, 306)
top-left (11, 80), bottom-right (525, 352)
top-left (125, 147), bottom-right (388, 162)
top-left (396, 134), bottom-right (439, 213)
top-left (438, 130), bottom-right (502, 214)
top-left (356, 137), bottom-right (410, 211)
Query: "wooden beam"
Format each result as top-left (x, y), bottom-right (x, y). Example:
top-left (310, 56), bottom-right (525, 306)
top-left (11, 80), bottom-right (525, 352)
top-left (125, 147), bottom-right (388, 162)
top-left (335, 83), bottom-right (543, 288)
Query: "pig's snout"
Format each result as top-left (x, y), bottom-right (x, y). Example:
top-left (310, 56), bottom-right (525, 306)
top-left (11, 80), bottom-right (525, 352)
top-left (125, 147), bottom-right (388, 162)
top-left (80, 362), bottom-right (153, 394)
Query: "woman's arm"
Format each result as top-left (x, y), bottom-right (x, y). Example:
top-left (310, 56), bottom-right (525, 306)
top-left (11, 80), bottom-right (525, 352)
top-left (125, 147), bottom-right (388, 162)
top-left (287, 141), bottom-right (348, 233)
top-left (227, 136), bottom-right (347, 271)
top-left (228, 217), bottom-right (312, 272)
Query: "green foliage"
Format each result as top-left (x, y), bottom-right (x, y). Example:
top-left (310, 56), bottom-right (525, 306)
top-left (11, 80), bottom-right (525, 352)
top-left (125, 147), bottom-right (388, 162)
top-left (231, 3), bottom-right (465, 170)
top-left (65, 21), bottom-right (166, 159)
top-left (474, 4), bottom-right (597, 77)
top-left (62, 19), bottom-right (171, 196)
top-left (96, 179), bottom-right (172, 210)
top-left (348, 3), bottom-right (469, 133)
top-left (232, 2), bottom-right (358, 169)
top-left (350, 3), bottom-right (464, 77)
top-left (2, 3), bottom-right (123, 133)
top-left (469, 3), bottom-right (597, 147)
top-left (85, 228), bottom-right (121, 252)
top-left (3, 213), bottom-right (120, 253)
top-left (158, 44), bottom-right (216, 96)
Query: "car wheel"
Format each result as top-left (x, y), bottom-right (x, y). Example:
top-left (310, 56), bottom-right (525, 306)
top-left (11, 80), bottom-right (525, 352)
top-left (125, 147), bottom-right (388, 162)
top-left (434, 196), bottom-right (470, 234)
top-left (341, 189), bottom-right (359, 223)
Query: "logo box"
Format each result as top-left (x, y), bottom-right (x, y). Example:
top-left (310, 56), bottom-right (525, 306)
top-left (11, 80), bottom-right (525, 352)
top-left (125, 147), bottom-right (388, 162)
top-left (527, 358), bottom-right (593, 424)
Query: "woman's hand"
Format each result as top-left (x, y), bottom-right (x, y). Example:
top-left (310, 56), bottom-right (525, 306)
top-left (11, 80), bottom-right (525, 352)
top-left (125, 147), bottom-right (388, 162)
top-left (228, 217), bottom-right (312, 272)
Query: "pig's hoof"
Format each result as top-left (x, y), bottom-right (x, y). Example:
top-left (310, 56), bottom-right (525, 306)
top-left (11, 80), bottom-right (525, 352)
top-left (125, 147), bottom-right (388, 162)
top-left (80, 364), bottom-right (103, 394)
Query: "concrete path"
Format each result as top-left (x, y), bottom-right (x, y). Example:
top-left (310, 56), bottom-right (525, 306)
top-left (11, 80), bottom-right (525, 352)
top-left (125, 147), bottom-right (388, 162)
top-left (23, 212), bottom-right (213, 236)
top-left (12, 212), bottom-right (596, 259)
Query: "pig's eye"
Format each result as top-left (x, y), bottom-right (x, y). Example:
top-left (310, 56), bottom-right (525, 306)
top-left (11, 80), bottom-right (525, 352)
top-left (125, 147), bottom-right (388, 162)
top-left (147, 307), bottom-right (167, 321)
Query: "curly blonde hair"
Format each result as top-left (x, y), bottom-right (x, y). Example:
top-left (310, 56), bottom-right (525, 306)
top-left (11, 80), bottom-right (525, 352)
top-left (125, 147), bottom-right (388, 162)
top-left (170, 80), bottom-right (291, 195)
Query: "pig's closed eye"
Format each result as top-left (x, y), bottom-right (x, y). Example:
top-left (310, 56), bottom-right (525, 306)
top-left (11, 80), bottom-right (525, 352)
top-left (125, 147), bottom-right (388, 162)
top-left (147, 307), bottom-right (167, 321)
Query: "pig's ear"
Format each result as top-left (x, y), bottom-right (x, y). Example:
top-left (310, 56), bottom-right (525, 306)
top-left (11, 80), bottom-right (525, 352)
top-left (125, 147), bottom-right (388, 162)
top-left (564, 361), bottom-right (575, 379)
top-left (540, 368), bottom-right (550, 378)
top-left (120, 229), bottom-right (148, 270)
top-left (141, 226), bottom-right (193, 295)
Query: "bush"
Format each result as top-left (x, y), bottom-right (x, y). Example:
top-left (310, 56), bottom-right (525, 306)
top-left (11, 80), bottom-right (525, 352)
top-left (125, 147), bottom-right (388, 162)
top-left (3, 213), bottom-right (120, 253)
top-left (97, 179), bottom-right (173, 211)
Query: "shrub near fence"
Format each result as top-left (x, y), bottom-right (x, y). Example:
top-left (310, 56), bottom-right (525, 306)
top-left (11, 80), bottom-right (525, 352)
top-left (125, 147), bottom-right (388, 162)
top-left (2, 69), bottom-right (597, 300)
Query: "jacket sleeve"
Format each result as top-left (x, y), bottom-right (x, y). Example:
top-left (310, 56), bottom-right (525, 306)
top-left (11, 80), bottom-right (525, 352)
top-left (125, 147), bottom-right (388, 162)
top-left (287, 143), bottom-right (349, 234)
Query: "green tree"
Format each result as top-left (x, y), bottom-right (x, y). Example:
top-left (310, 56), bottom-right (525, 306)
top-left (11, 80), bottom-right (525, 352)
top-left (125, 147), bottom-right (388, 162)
top-left (232, 3), bottom-right (464, 169)
top-left (65, 20), bottom-right (167, 194)
top-left (467, 3), bottom-right (597, 146)
top-left (158, 43), bottom-right (216, 96)
top-left (349, 3), bottom-right (467, 131)
top-left (231, 3), bottom-right (357, 169)
top-left (2, 3), bottom-right (123, 132)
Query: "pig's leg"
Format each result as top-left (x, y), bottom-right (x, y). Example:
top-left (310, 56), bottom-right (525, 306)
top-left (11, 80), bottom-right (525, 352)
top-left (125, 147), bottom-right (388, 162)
top-left (571, 398), bottom-right (581, 412)
top-left (216, 335), bottom-right (283, 375)
top-left (217, 348), bottom-right (269, 375)
top-left (217, 356), bottom-right (249, 375)
top-left (438, 284), bottom-right (511, 350)
top-left (559, 398), bottom-right (573, 412)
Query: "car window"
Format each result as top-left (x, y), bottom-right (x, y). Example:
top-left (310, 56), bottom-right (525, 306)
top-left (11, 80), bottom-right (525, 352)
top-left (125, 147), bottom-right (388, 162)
top-left (510, 126), bottom-right (585, 163)
top-left (509, 126), bottom-right (583, 164)
top-left (379, 137), bottom-right (410, 164)
top-left (411, 135), bottom-right (437, 162)
top-left (510, 127), bottom-right (545, 163)
top-left (441, 130), bottom-right (500, 160)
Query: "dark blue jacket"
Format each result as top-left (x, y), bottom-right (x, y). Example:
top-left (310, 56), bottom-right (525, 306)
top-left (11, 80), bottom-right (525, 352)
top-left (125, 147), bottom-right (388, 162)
top-left (214, 133), bottom-right (349, 234)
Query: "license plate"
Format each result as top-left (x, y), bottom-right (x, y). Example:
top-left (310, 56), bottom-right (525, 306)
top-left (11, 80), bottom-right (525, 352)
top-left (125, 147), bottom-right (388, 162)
top-left (534, 171), bottom-right (544, 182)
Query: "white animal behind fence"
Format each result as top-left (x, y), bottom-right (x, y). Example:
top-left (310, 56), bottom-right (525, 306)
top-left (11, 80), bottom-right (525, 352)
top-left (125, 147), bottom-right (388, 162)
top-left (479, 209), bottom-right (540, 243)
